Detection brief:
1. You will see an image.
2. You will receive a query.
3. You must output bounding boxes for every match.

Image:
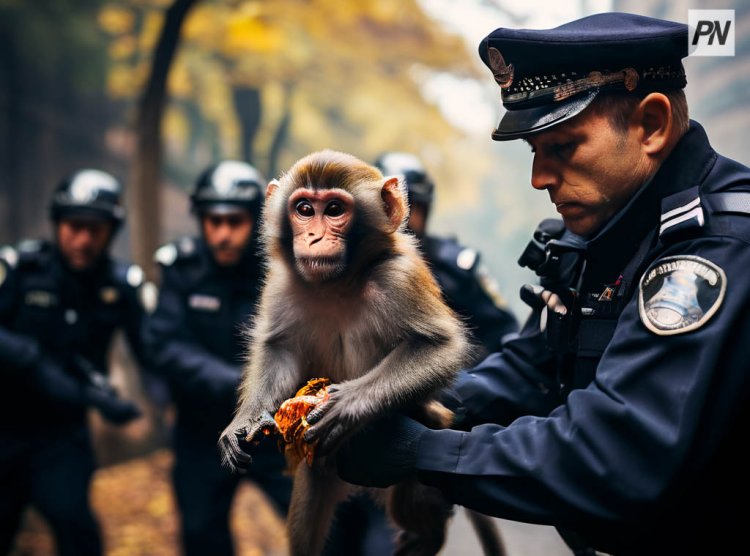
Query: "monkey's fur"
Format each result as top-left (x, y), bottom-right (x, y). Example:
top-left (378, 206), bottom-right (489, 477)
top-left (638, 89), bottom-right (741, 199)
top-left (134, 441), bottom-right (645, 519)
top-left (219, 150), bottom-right (503, 556)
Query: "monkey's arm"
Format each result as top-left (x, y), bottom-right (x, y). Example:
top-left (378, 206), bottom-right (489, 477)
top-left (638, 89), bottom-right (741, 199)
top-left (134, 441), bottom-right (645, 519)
top-left (219, 340), bottom-right (300, 471)
top-left (306, 328), bottom-right (467, 455)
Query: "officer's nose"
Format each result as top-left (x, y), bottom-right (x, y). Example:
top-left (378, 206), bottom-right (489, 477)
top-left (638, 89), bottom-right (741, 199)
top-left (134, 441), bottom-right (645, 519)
top-left (530, 154), bottom-right (560, 191)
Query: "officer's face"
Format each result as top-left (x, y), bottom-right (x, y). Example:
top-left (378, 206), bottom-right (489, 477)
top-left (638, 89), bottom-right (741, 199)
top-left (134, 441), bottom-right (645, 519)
top-left (525, 106), bottom-right (654, 238)
top-left (407, 202), bottom-right (428, 239)
top-left (201, 209), bottom-right (254, 267)
top-left (56, 217), bottom-right (113, 271)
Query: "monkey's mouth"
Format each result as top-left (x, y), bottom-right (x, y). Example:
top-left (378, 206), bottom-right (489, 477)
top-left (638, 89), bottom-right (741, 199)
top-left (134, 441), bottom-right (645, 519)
top-left (296, 256), bottom-right (345, 282)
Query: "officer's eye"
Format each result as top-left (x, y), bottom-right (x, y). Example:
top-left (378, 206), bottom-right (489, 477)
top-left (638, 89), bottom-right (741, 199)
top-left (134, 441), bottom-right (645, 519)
top-left (295, 201), bottom-right (314, 217)
top-left (325, 201), bottom-right (344, 217)
top-left (551, 142), bottom-right (576, 158)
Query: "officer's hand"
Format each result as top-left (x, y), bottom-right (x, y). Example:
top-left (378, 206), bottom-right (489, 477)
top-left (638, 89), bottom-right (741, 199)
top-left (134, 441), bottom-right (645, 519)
top-left (336, 413), bottom-right (428, 488)
top-left (85, 386), bottom-right (142, 425)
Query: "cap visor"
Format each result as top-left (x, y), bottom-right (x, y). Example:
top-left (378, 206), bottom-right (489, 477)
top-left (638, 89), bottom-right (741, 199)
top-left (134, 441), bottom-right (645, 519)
top-left (492, 90), bottom-right (598, 141)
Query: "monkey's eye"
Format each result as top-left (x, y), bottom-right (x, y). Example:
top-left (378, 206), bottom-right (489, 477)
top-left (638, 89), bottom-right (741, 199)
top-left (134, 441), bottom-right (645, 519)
top-left (295, 200), bottom-right (314, 217)
top-left (325, 201), bottom-right (344, 217)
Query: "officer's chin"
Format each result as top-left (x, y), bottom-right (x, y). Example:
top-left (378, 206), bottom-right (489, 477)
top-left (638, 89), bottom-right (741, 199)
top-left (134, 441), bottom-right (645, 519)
top-left (212, 248), bottom-right (243, 267)
top-left (65, 251), bottom-right (100, 272)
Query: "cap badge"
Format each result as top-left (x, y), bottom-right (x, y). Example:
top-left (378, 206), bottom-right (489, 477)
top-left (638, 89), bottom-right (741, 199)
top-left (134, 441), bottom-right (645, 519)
top-left (488, 47), bottom-right (514, 89)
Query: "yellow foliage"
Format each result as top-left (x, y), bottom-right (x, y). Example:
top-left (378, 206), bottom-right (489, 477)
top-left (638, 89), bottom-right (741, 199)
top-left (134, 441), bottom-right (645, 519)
top-left (109, 35), bottom-right (138, 60)
top-left (223, 16), bottom-right (284, 55)
top-left (98, 4), bottom-right (135, 35)
top-left (139, 10), bottom-right (164, 53)
top-left (167, 56), bottom-right (192, 98)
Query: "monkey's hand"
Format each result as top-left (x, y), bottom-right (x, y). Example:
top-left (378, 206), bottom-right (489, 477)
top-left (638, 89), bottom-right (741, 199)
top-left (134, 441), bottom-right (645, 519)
top-left (219, 411), bottom-right (278, 472)
top-left (303, 385), bottom-right (361, 456)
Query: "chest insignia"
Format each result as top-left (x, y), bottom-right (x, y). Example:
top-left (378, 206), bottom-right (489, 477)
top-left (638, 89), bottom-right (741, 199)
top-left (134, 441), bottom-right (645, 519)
top-left (25, 290), bottom-right (58, 308)
top-left (100, 287), bottom-right (120, 304)
top-left (189, 293), bottom-right (221, 312)
top-left (638, 255), bottom-right (726, 335)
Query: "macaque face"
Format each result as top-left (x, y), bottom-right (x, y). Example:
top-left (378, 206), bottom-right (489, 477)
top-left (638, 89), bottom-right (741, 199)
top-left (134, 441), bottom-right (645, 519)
top-left (56, 216), bottom-right (113, 271)
top-left (201, 209), bottom-right (255, 267)
top-left (407, 202), bottom-right (428, 239)
top-left (288, 188), bottom-right (355, 282)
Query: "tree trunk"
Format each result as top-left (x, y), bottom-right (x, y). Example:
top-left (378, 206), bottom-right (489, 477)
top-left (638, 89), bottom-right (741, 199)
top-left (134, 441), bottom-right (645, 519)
top-left (129, 0), bottom-right (198, 280)
top-left (267, 84), bottom-right (293, 180)
top-left (232, 86), bottom-right (262, 165)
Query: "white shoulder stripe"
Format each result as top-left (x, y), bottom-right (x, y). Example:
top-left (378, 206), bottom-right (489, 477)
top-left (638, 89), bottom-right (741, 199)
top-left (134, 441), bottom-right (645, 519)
top-left (660, 197), bottom-right (700, 222)
top-left (659, 206), bottom-right (705, 235)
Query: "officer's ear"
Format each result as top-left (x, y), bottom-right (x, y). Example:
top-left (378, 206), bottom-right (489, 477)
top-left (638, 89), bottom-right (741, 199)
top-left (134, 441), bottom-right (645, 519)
top-left (634, 92), bottom-right (673, 157)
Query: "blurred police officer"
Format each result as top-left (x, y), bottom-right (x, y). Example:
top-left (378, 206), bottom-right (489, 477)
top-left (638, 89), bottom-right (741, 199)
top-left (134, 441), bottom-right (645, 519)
top-left (0, 169), bottom-right (145, 556)
top-left (143, 161), bottom-right (291, 556)
top-left (338, 13), bottom-right (750, 555)
top-left (375, 152), bottom-right (518, 356)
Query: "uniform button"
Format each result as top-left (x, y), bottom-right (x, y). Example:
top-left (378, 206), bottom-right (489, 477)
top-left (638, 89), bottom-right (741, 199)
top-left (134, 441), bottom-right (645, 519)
top-left (65, 309), bottom-right (78, 324)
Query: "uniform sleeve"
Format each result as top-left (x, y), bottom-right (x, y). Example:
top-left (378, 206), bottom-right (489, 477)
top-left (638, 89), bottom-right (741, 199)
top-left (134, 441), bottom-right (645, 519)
top-left (142, 265), bottom-right (239, 395)
top-left (0, 259), bottom-right (42, 371)
top-left (443, 312), bottom-right (561, 429)
top-left (416, 237), bottom-right (750, 526)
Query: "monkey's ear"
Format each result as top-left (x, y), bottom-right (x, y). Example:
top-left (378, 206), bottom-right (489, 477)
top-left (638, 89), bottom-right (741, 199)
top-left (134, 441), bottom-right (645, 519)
top-left (266, 180), bottom-right (279, 203)
top-left (381, 177), bottom-right (407, 233)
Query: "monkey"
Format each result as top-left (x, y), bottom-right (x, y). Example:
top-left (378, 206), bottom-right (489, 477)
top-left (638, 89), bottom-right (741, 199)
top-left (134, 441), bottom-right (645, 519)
top-left (219, 149), bottom-right (504, 556)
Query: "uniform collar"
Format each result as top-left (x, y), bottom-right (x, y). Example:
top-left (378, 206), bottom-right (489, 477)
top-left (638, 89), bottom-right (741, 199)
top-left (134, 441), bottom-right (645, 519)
top-left (584, 121), bottom-right (716, 274)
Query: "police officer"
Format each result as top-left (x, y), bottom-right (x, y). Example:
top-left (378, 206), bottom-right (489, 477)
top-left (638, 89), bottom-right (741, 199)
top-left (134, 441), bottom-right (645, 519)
top-left (336, 13), bottom-right (750, 555)
top-left (0, 169), bottom-right (145, 556)
top-left (143, 161), bottom-right (291, 556)
top-left (375, 152), bottom-right (518, 356)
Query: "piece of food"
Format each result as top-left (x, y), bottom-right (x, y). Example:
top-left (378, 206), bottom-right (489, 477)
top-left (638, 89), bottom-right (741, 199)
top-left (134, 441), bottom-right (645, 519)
top-left (274, 378), bottom-right (331, 466)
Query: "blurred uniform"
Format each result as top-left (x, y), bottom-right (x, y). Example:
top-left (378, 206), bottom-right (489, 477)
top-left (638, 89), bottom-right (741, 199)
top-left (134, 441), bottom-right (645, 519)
top-left (0, 170), bottom-right (145, 556)
top-left (375, 152), bottom-right (518, 356)
top-left (143, 161), bottom-right (291, 556)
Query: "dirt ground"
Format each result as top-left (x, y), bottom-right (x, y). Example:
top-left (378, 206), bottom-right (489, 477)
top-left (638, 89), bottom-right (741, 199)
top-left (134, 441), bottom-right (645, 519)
top-left (10, 449), bottom-right (288, 556)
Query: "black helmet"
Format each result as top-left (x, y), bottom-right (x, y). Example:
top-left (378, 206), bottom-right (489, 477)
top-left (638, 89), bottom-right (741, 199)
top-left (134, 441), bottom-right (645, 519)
top-left (374, 152), bottom-right (434, 206)
top-left (191, 160), bottom-right (265, 217)
top-left (50, 169), bottom-right (125, 224)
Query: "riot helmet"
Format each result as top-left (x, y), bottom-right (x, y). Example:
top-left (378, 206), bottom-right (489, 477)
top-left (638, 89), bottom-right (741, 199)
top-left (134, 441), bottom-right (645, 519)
top-left (374, 152), bottom-right (434, 207)
top-left (191, 160), bottom-right (264, 218)
top-left (49, 169), bottom-right (125, 226)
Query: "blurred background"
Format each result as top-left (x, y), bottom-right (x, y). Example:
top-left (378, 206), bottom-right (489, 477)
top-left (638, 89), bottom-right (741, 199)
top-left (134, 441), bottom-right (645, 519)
top-left (1, 0), bottom-right (748, 554)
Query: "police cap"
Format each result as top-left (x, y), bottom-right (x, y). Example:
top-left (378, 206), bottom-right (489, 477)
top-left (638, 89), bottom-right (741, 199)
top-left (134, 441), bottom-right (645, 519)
top-left (50, 169), bottom-right (125, 224)
top-left (478, 12), bottom-right (689, 141)
top-left (191, 160), bottom-right (265, 217)
top-left (374, 152), bottom-right (434, 206)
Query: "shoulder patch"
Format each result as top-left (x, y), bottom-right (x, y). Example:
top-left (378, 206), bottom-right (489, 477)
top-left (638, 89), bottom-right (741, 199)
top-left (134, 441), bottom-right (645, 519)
top-left (638, 255), bottom-right (726, 336)
top-left (456, 248), bottom-right (477, 270)
top-left (0, 246), bottom-right (18, 268)
top-left (126, 264), bottom-right (144, 288)
top-left (155, 244), bottom-right (178, 266)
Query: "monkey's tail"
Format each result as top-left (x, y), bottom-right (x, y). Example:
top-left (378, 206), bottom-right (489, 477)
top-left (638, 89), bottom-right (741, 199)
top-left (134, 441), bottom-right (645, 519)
top-left (466, 509), bottom-right (507, 556)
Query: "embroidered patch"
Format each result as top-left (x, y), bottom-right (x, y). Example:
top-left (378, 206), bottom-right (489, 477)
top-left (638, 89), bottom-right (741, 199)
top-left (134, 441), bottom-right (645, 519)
top-left (638, 255), bottom-right (726, 335)
top-left (189, 293), bottom-right (221, 312)
top-left (25, 290), bottom-right (58, 308)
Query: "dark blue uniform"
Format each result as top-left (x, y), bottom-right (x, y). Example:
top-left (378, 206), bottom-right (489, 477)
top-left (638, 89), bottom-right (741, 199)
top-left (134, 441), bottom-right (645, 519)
top-left (421, 235), bottom-right (518, 356)
top-left (143, 236), bottom-right (291, 556)
top-left (0, 240), bottom-right (147, 556)
top-left (413, 122), bottom-right (750, 554)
